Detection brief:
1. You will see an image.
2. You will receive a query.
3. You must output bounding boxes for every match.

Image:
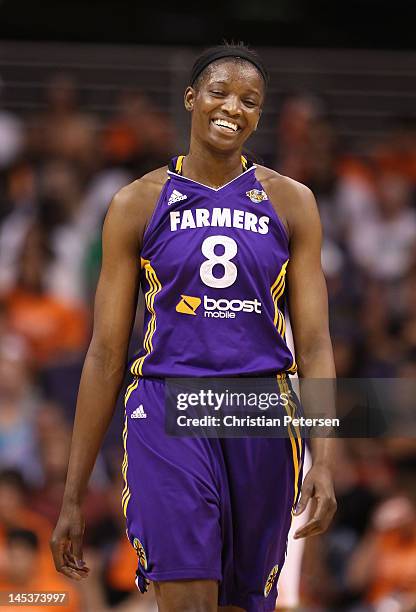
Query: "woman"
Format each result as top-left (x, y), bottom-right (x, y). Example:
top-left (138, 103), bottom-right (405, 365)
top-left (51, 44), bottom-right (337, 611)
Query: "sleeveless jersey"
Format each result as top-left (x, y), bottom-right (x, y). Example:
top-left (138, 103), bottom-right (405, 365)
top-left (129, 155), bottom-right (297, 378)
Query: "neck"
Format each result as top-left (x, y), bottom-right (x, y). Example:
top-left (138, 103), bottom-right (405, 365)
top-left (183, 139), bottom-right (244, 189)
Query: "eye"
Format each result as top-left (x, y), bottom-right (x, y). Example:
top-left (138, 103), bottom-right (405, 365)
top-left (210, 90), bottom-right (225, 97)
top-left (243, 99), bottom-right (257, 108)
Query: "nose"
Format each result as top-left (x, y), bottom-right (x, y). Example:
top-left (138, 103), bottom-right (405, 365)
top-left (221, 94), bottom-right (242, 117)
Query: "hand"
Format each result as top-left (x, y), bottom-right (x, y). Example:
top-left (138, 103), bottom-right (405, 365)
top-left (293, 462), bottom-right (337, 539)
top-left (50, 502), bottom-right (90, 580)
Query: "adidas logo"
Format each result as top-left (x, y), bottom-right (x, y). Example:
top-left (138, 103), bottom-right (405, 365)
top-left (168, 190), bottom-right (187, 205)
top-left (131, 404), bottom-right (147, 419)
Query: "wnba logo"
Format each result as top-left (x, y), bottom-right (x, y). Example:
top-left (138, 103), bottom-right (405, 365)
top-left (246, 189), bottom-right (268, 203)
top-left (264, 564), bottom-right (279, 597)
top-left (133, 537), bottom-right (148, 570)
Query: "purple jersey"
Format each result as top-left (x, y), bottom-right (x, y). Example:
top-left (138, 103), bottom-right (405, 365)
top-left (130, 155), bottom-right (297, 378)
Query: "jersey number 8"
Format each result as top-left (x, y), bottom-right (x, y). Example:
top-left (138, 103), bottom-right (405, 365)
top-left (200, 235), bottom-right (238, 289)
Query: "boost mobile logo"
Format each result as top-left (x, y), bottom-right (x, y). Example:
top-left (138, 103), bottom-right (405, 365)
top-left (176, 295), bottom-right (201, 315)
top-left (176, 295), bottom-right (262, 318)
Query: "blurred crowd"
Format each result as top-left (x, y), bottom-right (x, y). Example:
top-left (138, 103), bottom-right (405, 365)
top-left (0, 72), bottom-right (415, 611)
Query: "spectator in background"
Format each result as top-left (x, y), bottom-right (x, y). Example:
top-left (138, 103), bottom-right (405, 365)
top-left (102, 90), bottom-right (150, 169)
top-left (397, 268), bottom-right (416, 360)
top-left (27, 74), bottom-right (97, 172)
top-left (332, 333), bottom-right (360, 377)
top-left (373, 117), bottom-right (416, 182)
top-left (301, 441), bottom-right (390, 609)
top-left (2, 225), bottom-right (88, 367)
top-left (102, 89), bottom-right (175, 175)
top-left (358, 281), bottom-right (402, 376)
top-left (31, 406), bottom-right (112, 542)
top-left (0, 469), bottom-right (54, 579)
top-left (29, 413), bottom-right (73, 526)
top-left (0, 331), bottom-right (41, 483)
top-left (275, 94), bottom-right (323, 182)
top-left (0, 77), bottom-right (24, 171)
top-left (348, 496), bottom-right (416, 610)
top-left (0, 528), bottom-right (80, 612)
top-left (37, 160), bottom-right (91, 305)
top-left (0, 161), bottom-right (37, 291)
top-left (347, 172), bottom-right (416, 282)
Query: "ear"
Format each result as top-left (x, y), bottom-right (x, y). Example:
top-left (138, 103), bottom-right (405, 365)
top-left (184, 86), bottom-right (195, 112)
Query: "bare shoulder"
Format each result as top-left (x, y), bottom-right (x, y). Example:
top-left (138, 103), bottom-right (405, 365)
top-left (111, 166), bottom-right (167, 215)
top-left (107, 166), bottom-right (168, 244)
top-left (255, 165), bottom-right (319, 236)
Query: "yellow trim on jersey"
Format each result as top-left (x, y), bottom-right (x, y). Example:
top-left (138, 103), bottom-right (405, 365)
top-left (121, 377), bottom-right (140, 516)
top-left (289, 398), bottom-right (303, 475)
top-left (287, 358), bottom-right (298, 374)
top-left (276, 310), bottom-right (286, 337)
top-left (280, 375), bottom-right (302, 471)
top-left (271, 260), bottom-right (298, 373)
top-left (175, 155), bottom-right (185, 173)
top-left (271, 259), bottom-right (288, 329)
top-left (125, 376), bottom-right (139, 404)
top-left (277, 375), bottom-right (303, 513)
top-left (130, 259), bottom-right (162, 377)
top-left (175, 154), bottom-right (248, 175)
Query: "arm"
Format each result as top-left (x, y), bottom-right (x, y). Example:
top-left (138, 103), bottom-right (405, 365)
top-left (50, 177), bottom-right (159, 579)
top-left (347, 530), bottom-right (378, 591)
top-left (269, 176), bottom-right (337, 538)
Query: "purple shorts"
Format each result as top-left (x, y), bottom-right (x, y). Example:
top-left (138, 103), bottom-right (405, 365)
top-left (122, 376), bottom-right (304, 612)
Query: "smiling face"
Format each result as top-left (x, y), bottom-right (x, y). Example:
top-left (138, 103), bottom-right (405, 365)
top-left (184, 59), bottom-right (265, 153)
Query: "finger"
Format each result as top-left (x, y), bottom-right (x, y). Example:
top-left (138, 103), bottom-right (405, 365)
top-left (294, 517), bottom-right (322, 539)
top-left (64, 556), bottom-right (90, 573)
top-left (293, 481), bottom-right (314, 516)
top-left (50, 535), bottom-right (68, 572)
top-left (65, 557), bottom-right (90, 572)
top-left (70, 529), bottom-right (85, 568)
top-left (312, 494), bottom-right (337, 530)
top-left (294, 495), bottom-right (335, 538)
top-left (59, 565), bottom-right (87, 581)
top-left (63, 552), bottom-right (90, 573)
top-left (294, 494), bottom-right (325, 538)
top-left (64, 549), bottom-right (88, 568)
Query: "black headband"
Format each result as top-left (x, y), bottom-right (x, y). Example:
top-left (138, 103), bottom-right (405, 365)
top-left (190, 49), bottom-right (269, 87)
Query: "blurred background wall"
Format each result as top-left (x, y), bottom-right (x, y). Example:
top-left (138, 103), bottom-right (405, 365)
top-left (0, 3), bottom-right (415, 610)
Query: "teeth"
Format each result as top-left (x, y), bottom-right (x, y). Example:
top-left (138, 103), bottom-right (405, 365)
top-left (213, 119), bottom-right (238, 132)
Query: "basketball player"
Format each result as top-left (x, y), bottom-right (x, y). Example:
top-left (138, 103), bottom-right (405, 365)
top-left (50, 44), bottom-right (337, 611)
